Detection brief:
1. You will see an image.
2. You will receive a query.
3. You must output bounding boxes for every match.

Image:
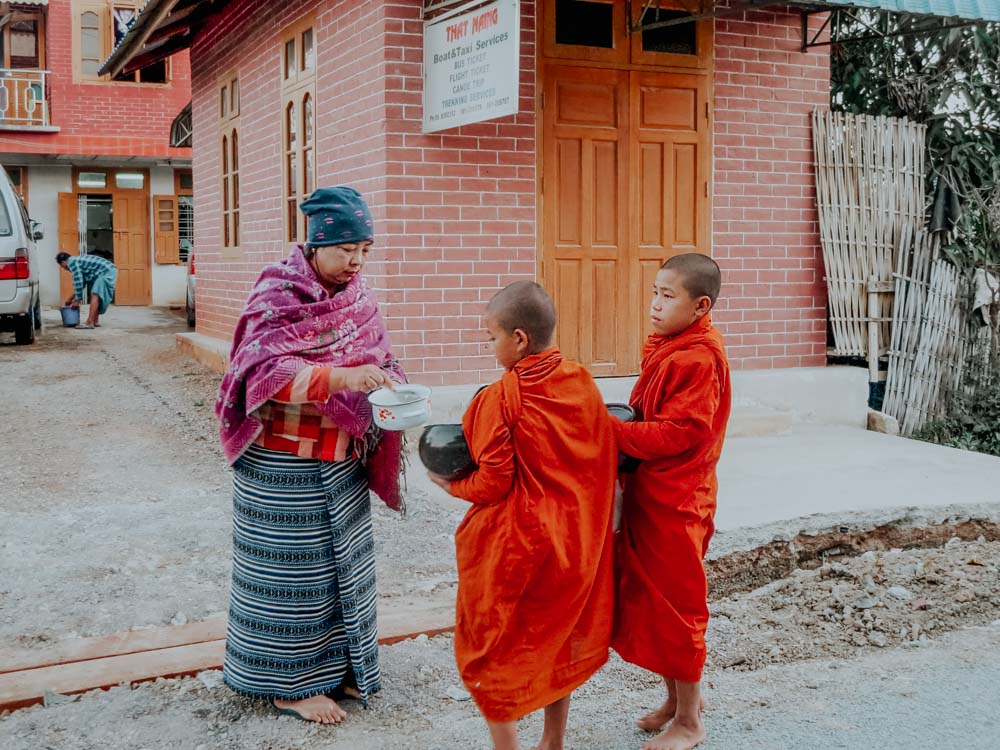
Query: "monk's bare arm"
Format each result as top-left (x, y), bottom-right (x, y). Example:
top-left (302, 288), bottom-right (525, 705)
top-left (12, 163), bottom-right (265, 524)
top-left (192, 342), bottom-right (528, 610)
top-left (615, 355), bottom-right (720, 460)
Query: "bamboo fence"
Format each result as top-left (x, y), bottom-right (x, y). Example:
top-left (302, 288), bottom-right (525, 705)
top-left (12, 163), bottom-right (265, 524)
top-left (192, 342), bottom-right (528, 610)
top-left (883, 225), bottom-right (970, 436)
top-left (813, 111), bottom-right (926, 360)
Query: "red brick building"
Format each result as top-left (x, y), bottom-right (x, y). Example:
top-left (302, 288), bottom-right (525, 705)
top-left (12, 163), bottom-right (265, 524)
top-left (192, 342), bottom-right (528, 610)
top-left (0, 0), bottom-right (193, 308)
top-left (106, 0), bottom-right (831, 385)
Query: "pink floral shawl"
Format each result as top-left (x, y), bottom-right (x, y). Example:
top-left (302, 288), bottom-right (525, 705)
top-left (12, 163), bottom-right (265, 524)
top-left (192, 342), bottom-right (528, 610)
top-left (216, 245), bottom-right (406, 510)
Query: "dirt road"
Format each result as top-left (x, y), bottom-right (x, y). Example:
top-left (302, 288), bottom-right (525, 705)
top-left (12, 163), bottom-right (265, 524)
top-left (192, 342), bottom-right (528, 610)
top-left (3, 309), bottom-right (998, 749)
top-left (2, 540), bottom-right (998, 749)
top-left (0, 308), bottom-right (463, 649)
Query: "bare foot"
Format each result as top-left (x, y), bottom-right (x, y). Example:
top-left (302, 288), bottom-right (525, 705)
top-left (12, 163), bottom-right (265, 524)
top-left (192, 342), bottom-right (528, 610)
top-left (273, 695), bottom-right (347, 724)
top-left (636, 698), bottom-right (707, 731)
top-left (641, 716), bottom-right (706, 750)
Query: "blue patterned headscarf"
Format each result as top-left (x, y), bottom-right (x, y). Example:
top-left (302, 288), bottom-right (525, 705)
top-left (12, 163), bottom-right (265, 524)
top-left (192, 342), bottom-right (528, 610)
top-left (300, 186), bottom-right (374, 247)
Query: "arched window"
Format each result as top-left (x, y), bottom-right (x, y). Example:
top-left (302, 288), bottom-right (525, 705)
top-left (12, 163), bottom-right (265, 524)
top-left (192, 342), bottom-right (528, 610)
top-left (81, 12), bottom-right (101, 76)
top-left (221, 135), bottom-right (230, 247)
top-left (280, 19), bottom-right (316, 244)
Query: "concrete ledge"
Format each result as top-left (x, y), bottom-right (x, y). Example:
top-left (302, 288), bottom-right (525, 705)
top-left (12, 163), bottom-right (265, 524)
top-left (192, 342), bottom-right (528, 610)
top-left (174, 335), bottom-right (865, 433)
top-left (731, 366), bottom-right (868, 428)
top-left (176, 332), bottom-right (229, 374)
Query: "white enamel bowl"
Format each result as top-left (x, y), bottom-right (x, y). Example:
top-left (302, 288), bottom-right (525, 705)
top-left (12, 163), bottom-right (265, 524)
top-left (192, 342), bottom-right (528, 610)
top-left (368, 384), bottom-right (432, 431)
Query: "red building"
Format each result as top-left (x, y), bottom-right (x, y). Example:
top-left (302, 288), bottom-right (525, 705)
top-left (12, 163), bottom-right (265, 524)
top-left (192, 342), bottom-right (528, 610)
top-left (106, 0), bottom-right (834, 385)
top-left (0, 0), bottom-right (193, 308)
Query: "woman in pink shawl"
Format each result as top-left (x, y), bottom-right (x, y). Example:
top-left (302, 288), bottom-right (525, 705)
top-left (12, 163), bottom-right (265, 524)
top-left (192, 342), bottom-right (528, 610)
top-left (216, 186), bottom-right (405, 724)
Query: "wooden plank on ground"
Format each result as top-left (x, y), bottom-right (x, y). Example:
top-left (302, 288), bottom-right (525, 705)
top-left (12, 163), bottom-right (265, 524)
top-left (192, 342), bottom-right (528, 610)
top-left (0, 641), bottom-right (225, 712)
top-left (0, 593), bottom-right (457, 712)
top-left (377, 592), bottom-right (456, 645)
top-left (0, 617), bottom-right (227, 675)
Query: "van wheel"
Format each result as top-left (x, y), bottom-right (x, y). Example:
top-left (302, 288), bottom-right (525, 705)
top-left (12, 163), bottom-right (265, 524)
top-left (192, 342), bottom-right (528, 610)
top-left (15, 307), bottom-right (35, 345)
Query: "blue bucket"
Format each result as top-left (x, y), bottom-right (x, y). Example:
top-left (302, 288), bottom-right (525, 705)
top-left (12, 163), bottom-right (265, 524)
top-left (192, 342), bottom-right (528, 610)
top-left (60, 306), bottom-right (80, 327)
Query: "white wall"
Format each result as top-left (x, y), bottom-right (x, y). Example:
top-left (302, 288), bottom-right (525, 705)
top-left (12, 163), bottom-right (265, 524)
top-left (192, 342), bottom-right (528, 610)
top-left (150, 166), bottom-right (187, 307)
top-left (27, 166), bottom-right (72, 306)
top-left (29, 165), bottom-right (187, 308)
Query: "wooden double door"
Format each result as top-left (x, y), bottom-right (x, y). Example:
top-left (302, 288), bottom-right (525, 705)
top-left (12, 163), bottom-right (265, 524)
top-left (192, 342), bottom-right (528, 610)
top-left (541, 65), bottom-right (711, 375)
top-left (58, 192), bottom-right (151, 306)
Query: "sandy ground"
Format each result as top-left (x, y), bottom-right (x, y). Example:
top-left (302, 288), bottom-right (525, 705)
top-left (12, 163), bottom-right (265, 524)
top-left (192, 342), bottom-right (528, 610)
top-left (0, 307), bottom-right (464, 649)
top-left (3, 308), bottom-right (999, 748)
top-left (2, 540), bottom-right (998, 749)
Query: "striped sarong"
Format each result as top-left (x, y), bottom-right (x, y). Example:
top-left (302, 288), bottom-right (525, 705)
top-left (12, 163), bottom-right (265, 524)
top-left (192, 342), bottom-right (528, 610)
top-left (223, 444), bottom-right (380, 701)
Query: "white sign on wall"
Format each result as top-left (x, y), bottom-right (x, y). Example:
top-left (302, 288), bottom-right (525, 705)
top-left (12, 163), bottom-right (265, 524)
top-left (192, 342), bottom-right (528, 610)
top-left (422, 0), bottom-right (520, 133)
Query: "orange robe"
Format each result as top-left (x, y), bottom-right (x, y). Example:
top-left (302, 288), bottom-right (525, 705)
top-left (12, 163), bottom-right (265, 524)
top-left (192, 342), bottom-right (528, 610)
top-left (612, 315), bottom-right (731, 683)
top-left (450, 349), bottom-right (617, 722)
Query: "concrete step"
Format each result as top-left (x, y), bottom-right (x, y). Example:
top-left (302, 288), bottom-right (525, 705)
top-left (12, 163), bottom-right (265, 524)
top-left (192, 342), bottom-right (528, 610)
top-left (176, 331), bottom-right (851, 441)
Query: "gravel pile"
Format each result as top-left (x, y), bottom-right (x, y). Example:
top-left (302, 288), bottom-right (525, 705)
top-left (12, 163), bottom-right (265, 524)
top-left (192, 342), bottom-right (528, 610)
top-left (707, 537), bottom-right (1000, 671)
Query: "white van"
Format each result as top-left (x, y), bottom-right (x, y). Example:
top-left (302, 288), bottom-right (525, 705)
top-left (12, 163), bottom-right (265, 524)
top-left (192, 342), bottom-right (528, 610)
top-left (0, 166), bottom-right (43, 344)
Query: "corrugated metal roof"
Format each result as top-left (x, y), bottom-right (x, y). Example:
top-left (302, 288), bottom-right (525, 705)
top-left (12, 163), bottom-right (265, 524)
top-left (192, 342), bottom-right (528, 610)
top-left (814, 0), bottom-right (1000, 22)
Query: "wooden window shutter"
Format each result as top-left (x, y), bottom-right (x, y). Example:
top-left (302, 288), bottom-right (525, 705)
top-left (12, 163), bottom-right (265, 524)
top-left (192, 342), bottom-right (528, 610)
top-left (58, 193), bottom-right (78, 254)
top-left (58, 192), bottom-right (80, 303)
top-left (153, 195), bottom-right (179, 264)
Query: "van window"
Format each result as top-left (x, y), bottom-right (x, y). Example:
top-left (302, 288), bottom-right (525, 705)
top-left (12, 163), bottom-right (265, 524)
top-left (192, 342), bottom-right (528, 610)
top-left (0, 196), bottom-right (12, 237)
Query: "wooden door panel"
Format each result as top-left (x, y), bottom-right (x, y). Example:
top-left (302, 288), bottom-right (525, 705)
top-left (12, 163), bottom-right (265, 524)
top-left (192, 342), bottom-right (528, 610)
top-left (673, 143), bottom-right (698, 246)
top-left (628, 71), bottom-right (710, 369)
top-left (553, 259), bottom-right (582, 363)
top-left (58, 193), bottom-right (78, 303)
top-left (591, 260), bottom-right (619, 365)
top-left (555, 81), bottom-right (621, 126)
top-left (543, 63), bottom-right (630, 376)
top-left (632, 71), bottom-right (709, 257)
top-left (639, 143), bottom-right (664, 246)
top-left (592, 141), bottom-right (619, 246)
top-left (541, 65), bottom-right (711, 375)
top-left (556, 139), bottom-right (582, 244)
top-left (638, 85), bottom-right (698, 130)
top-left (113, 194), bottom-right (151, 305)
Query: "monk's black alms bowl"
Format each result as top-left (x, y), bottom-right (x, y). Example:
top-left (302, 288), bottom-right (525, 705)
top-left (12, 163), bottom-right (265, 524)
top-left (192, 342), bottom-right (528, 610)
top-left (419, 424), bottom-right (476, 481)
top-left (606, 402), bottom-right (636, 423)
top-left (606, 402), bottom-right (642, 473)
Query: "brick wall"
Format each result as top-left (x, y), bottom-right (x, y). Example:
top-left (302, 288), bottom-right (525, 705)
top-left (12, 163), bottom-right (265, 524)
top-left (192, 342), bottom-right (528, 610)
top-left (191, 0), bottom-right (535, 385)
top-left (711, 6), bottom-right (830, 368)
top-left (191, 0), bottom-right (830, 380)
top-left (0, 0), bottom-right (191, 159)
top-left (190, 0), bottom-right (392, 341)
top-left (379, 0), bottom-right (537, 386)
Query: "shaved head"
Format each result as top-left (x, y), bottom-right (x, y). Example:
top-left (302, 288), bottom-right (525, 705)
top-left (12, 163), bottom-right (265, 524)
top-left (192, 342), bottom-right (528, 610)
top-left (486, 281), bottom-right (556, 352)
top-left (661, 253), bottom-right (722, 305)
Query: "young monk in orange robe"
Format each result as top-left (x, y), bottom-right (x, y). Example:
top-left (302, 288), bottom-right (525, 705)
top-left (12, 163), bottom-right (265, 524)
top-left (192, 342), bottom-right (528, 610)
top-left (613, 254), bottom-right (731, 750)
top-left (428, 281), bottom-right (618, 750)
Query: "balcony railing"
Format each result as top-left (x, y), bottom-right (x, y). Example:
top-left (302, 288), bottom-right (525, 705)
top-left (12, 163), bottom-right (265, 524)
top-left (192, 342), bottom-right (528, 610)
top-left (0, 69), bottom-right (52, 130)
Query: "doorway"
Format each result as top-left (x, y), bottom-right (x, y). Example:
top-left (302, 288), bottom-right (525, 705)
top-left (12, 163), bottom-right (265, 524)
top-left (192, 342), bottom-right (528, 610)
top-left (58, 169), bottom-right (151, 305)
top-left (538, 0), bottom-right (713, 375)
top-left (79, 195), bottom-right (113, 256)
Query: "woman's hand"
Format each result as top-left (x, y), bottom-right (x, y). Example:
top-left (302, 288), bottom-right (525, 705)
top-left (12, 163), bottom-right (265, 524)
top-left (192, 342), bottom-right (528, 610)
top-left (427, 472), bottom-right (453, 495)
top-left (70, 299), bottom-right (80, 309)
top-left (344, 364), bottom-right (394, 393)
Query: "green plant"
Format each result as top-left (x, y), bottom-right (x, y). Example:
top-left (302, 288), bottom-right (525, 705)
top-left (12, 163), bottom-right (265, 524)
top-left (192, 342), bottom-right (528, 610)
top-left (914, 378), bottom-right (1000, 456)
top-left (830, 14), bottom-right (1000, 267)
